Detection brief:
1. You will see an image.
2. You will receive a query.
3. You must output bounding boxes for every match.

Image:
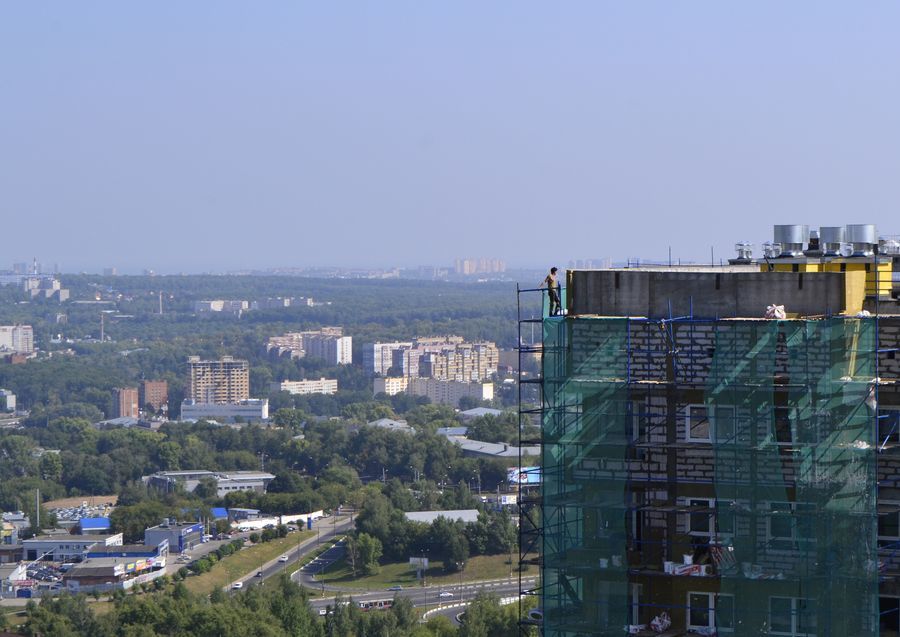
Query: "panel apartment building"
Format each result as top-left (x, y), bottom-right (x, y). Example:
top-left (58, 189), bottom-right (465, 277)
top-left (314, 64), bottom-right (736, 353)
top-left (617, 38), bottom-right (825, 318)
top-left (186, 356), bottom-right (249, 404)
top-left (531, 225), bottom-right (900, 637)
top-left (377, 336), bottom-right (499, 381)
top-left (266, 327), bottom-right (352, 365)
top-left (0, 325), bottom-right (33, 354)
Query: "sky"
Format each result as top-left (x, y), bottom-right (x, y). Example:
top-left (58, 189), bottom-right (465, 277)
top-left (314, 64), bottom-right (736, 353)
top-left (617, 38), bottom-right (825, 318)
top-left (2, 3), bottom-right (899, 273)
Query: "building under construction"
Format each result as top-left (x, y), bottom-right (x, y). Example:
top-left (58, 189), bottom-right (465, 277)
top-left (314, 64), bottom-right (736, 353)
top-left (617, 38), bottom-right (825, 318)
top-left (518, 225), bottom-right (900, 636)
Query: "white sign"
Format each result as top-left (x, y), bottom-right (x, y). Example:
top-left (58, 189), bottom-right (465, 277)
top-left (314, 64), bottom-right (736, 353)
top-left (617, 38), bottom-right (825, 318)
top-left (409, 557), bottom-right (429, 570)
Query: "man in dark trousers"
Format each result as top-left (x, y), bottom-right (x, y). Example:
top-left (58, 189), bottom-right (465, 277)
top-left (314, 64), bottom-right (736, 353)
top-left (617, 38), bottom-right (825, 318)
top-left (541, 267), bottom-right (561, 316)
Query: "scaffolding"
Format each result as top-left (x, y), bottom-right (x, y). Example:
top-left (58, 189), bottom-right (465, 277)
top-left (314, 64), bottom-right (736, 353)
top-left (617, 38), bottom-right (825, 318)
top-left (519, 284), bottom-right (881, 637)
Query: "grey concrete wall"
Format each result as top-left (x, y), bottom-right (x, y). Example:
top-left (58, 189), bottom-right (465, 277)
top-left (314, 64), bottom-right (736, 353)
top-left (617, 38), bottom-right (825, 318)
top-left (569, 270), bottom-right (846, 319)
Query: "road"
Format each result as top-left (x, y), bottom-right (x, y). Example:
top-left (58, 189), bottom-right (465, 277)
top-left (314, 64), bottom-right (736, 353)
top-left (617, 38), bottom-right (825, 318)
top-left (306, 577), bottom-right (535, 616)
top-left (230, 515), bottom-right (354, 590)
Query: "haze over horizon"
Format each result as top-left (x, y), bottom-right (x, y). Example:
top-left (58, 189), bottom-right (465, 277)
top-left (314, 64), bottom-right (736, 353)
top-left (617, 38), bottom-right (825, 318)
top-left (2, 3), bottom-right (899, 274)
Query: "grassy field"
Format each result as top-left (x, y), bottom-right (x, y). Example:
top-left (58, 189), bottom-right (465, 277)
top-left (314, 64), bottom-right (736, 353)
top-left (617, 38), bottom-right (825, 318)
top-left (183, 532), bottom-right (313, 596)
top-left (317, 553), bottom-right (520, 590)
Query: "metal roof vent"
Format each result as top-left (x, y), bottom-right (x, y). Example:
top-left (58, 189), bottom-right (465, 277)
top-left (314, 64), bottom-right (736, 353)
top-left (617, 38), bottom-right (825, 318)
top-left (734, 242), bottom-right (753, 262)
top-left (846, 224), bottom-right (877, 257)
top-left (762, 242), bottom-right (781, 259)
top-left (819, 226), bottom-right (846, 257)
top-left (773, 225), bottom-right (809, 257)
top-left (880, 237), bottom-right (900, 256)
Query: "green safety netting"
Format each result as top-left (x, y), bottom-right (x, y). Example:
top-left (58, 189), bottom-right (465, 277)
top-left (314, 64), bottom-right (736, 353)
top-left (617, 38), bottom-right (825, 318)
top-left (540, 315), bottom-right (878, 637)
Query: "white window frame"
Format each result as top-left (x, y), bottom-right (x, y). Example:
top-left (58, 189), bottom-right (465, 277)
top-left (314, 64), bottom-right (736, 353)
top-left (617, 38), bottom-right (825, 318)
top-left (768, 596), bottom-right (816, 636)
top-left (879, 500), bottom-right (900, 549)
top-left (686, 591), bottom-right (735, 633)
top-left (767, 502), bottom-right (816, 549)
top-left (684, 497), bottom-right (735, 541)
top-left (686, 404), bottom-right (736, 443)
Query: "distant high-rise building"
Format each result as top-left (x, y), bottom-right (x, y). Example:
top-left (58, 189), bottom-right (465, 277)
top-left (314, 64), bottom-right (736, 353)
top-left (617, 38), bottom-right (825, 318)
top-left (187, 356), bottom-right (250, 404)
top-left (453, 258), bottom-right (506, 275)
top-left (112, 387), bottom-right (139, 419)
top-left (381, 336), bottom-right (498, 382)
top-left (102, 267), bottom-right (118, 277)
top-left (0, 325), bottom-right (34, 354)
top-left (139, 380), bottom-right (169, 413)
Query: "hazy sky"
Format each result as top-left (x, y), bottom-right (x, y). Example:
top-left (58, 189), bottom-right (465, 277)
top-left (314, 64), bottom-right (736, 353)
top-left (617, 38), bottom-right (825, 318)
top-left (2, 3), bottom-right (899, 273)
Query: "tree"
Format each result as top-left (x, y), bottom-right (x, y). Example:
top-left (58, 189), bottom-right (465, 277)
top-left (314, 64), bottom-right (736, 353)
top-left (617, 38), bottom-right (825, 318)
top-left (355, 533), bottom-right (383, 576)
top-left (39, 453), bottom-right (63, 482)
top-left (458, 592), bottom-right (519, 637)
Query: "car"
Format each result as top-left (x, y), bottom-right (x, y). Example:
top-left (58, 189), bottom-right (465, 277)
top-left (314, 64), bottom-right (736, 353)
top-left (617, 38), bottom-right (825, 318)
top-left (256, 570), bottom-right (263, 577)
top-left (232, 582), bottom-right (243, 590)
top-left (387, 585), bottom-right (403, 591)
top-left (278, 555), bottom-right (289, 563)
top-left (438, 591), bottom-right (453, 598)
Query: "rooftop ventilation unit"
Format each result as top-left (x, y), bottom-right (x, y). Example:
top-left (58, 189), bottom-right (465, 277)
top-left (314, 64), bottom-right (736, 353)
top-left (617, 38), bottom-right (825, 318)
top-left (733, 242), bottom-right (753, 262)
top-left (880, 237), bottom-right (900, 256)
top-left (773, 225), bottom-right (809, 257)
top-left (762, 242), bottom-right (781, 259)
top-left (819, 226), bottom-right (846, 257)
top-left (846, 224), bottom-right (877, 257)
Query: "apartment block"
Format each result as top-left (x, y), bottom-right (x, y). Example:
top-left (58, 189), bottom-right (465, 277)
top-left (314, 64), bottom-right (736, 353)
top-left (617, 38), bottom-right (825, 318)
top-left (407, 378), bottom-right (493, 407)
top-left (186, 356), bottom-right (249, 404)
top-left (374, 376), bottom-right (410, 396)
top-left (111, 387), bottom-right (139, 419)
top-left (139, 380), bottom-right (169, 413)
top-left (266, 327), bottom-right (352, 365)
top-left (0, 325), bottom-right (33, 354)
top-left (271, 378), bottom-right (338, 395)
top-left (363, 341), bottom-right (412, 375)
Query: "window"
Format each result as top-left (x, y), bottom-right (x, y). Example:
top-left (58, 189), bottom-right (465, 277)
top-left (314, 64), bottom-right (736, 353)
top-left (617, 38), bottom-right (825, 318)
top-left (687, 592), bottom-right (734, 633)
top-left (687, 498), bottom-right (734, 540)
top-left (768, 502), bottom-right (815, 548)
top-left (879, 408), bottom-right (900, 448)
top-left (771, 407), bottom-right (795, 446)
top-left (631, 400), bottom-right (648, 443)
top-left (769, 597), bottom-right (816, 636)
top-left (879, 502), bottom-right (900, 549)
top-left (686, 404), bottom-right (735, 443)
top-left (686, 404), bottom-right (710, 442)
top-left (880, 596), bottom-right (900, 634)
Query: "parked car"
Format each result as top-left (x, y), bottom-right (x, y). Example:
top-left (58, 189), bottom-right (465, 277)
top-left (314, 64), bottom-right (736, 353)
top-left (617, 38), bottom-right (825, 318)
top-left (232, 582), bottom-right (243, 590)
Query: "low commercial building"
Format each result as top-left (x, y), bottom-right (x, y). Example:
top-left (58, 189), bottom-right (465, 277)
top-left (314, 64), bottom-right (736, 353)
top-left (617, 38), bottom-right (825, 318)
top-left (143, 470), bottom-right (275, 497)
top-left (445, 436), bottom-right (540, 460)
top-left (144, 521), bottom-right (204, 553)
top-left (365, 418), bottom-right (414, 434)
top-left (271, 378), bottom-right (338, 395)
top-left (180, 398), bottom-right (269, 423)
top-left (457, 407), bottom-right (503, 421)
top-left (76, 517), bottom-right (111, 535)
top-left (23, 533), bottom-right (123, 562)
top-left (0, 563), bottom-right (27, 594)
